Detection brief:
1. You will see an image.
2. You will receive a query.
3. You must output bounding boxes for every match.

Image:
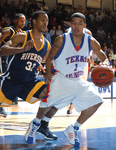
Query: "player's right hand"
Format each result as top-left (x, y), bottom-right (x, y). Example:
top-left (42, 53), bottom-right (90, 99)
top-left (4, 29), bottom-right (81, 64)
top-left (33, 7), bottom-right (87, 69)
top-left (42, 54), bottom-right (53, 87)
top-left (24, 39), bottom-right (34, 52)
top-left (45, 73), bottom-right (53, 84)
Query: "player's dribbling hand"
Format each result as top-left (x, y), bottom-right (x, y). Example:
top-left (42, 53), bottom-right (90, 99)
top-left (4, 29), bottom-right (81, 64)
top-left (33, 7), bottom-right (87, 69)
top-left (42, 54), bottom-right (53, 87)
top-left (24, 39), bottom-right (34, 51)
top-left (45, 73), bottom-right (53, 84)
top-left (99, 58), bottom-right (110, 66)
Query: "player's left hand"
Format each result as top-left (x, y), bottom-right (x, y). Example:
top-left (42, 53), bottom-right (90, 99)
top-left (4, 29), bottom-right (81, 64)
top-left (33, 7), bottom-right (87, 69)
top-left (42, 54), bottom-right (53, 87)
top-left (99, 58), bottom-right (110, 66)
top-left (36, 64), bottom-right (46, 73)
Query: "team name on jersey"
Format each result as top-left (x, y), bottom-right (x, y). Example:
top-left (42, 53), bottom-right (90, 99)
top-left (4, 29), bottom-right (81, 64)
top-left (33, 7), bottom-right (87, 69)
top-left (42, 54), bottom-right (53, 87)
top-left (20, 53), bottom-right (42, 63)
top-left (66, 55), bottom-right (88, 64)
top-left (66, 70), bottom-right (83, 78)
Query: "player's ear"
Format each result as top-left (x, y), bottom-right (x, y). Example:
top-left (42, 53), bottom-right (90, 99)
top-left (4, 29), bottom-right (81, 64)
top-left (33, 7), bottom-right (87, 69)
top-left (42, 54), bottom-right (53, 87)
top-left (32, 19), bottom-right (36, 25)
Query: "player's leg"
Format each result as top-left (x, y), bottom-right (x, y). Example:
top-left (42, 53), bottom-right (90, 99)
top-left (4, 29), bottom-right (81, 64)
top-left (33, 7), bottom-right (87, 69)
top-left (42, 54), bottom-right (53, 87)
top-left (63, 79), bottom-right (103, 146)
top-left (25, 75), bottom-right (74, 144)
top-left (23, 80), bottom-right (48, 144)
top-left (36, 106), bottom-right (58, 140)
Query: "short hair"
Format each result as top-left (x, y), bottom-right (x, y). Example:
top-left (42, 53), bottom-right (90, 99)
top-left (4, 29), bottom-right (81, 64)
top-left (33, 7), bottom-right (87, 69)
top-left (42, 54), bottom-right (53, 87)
top-left (32, 10), bottom-right (47, 21)
top-left (70, 12), bottom-right (86, 23)
top-left (15, 13), bottom-right (25, 20)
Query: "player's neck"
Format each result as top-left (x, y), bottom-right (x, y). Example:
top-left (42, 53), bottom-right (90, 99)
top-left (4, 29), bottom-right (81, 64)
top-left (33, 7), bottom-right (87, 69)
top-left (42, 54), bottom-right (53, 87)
top-left (31, 29), bottom-right (43, 40)
top-left (72, 34), bottom-right (83, 46)
top-left (14, 26), bottom-right (22, 33)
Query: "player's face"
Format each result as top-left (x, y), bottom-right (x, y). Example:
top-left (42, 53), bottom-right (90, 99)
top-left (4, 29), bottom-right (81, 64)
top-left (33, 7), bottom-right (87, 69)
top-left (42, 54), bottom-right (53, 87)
top-left (71, 17), bottom-right (86, 36)
top-left (17, 16), bottom-right (26, 29)
top-left (36, 14), bottom-right (48, 32)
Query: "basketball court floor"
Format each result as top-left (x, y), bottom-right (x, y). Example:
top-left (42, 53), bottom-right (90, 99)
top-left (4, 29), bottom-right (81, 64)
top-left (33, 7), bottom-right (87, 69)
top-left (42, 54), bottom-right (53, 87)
top-left (0, 98), bottom-right (116, 150)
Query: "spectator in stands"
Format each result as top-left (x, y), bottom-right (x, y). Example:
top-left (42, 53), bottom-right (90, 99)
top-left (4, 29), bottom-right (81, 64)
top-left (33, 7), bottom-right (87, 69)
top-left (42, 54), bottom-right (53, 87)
top-left (25, 16), bottom-right (31, 28)
top-left (54, 4), bottom-right (63, 24)
top-left (50, 17), bottom-right (57, 28)
top-left (108, 55), bottom-right (113, 67)
top-left (112, 59), bottom-right (116, 77)
top-left (9, 1), bottom-right (17, 18)
top-left (0, 0), bottom-right (5, 18)
top-left (4, 12), bottom-right (11, 26)
top-left (16, 4), bottom-right (24, 14)
top-left (108, 43), bottom-right (116, 54)
top-left (103, 45), bottom-right (109, 57)
top-left (49, 25), bottom-right (56, 37)
top-left (97, 26), bottom-right (106, 43)
top-left (108, 48), bottom-right (115, 60)
top-left (106, 31), bottom-right (112, 45)
top-left (57, 25), bottom-right (63, 35)
top-left (30, 0), bottom-right (38, 12)
top-left (25, 23), bottom-right (32, 31)
top-left (112, 32), bottom-right (116, 42)
top-left (0, 16), bottom-right (7, 29)
top-left (51, 30), bottom-right (59, 45)
top-left (43, 27), bottom-right (51, 45)
top-left (40, 2), bottom-right (49, 14)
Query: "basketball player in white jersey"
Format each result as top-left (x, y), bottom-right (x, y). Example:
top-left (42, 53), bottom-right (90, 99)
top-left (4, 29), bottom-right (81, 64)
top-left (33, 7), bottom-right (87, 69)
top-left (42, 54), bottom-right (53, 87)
top-left (66, 25), bottom-right (92, 114)
top-left (25, 12), bottom-right (109, 146)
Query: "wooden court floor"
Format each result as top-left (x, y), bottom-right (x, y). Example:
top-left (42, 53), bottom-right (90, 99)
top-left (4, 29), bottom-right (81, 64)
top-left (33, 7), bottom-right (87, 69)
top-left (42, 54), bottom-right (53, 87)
top-left (0, 99), bottom-right (116, 150)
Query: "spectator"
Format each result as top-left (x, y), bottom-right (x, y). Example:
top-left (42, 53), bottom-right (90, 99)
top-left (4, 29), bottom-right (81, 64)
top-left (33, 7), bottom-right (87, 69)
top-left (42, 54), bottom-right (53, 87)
top-left (25, 16), bottom-right (32, 28)
top-left (103, 45), bottom-right (109, 57)
top-left (108, 43), bottom-right (116, 54)
top-left (108, 55), bottom-right (113, 67)
top-left (112, 59), bottom-right (116, 77)
top-left (50, 17), bottom-right (57, 28)
top-left (108, 48), bottom-right (115, 60)
top-left (4, 12), bottom-right (11, 26)
top-left (43, 27), bottom-right (51, 45)
top-left (40, 2), bottom-right (49, 14)
top-left (112, 32), bottom-right (116, 42)
top-left (97, 26), bottom-right (106, 43)
top-left (25, 23), bottom-right (32, 31)
top-left (30, 0), bottom-right (38, 12)
top-left (0, 16), bottom-right (7, 29)
top-left (51, 30), bottom-right (59, 45)
top-left (57, 25), bottom-right (63, 35)
top-left (16, 4), bottom-right (24, 14)
top-left (49, 25), bottom-right (56, 37)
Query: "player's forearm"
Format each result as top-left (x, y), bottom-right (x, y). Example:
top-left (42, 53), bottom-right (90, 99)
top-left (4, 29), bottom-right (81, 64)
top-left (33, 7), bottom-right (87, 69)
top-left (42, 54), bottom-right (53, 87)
top-left (46, 57), bottom-right (53, 74)
top-left (0, 46), bottom-right (25, 56)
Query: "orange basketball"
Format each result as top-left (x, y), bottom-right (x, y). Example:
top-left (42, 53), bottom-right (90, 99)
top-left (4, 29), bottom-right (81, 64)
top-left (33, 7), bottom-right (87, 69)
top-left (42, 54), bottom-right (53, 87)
top-left (91, 65), bottom-right (114, 87)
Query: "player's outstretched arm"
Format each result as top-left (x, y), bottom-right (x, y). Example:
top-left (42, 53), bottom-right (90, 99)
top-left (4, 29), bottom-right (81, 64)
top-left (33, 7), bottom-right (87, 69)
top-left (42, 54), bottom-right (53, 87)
top-left (45, 35), bottom-right (63, 84)
top-left (0, 33), bottom-right (34, 56)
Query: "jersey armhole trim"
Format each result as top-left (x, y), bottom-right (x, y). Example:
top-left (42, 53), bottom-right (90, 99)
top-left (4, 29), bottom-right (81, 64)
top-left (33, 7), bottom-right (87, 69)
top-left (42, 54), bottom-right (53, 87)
top-left (21, 31), bottom-right (27, 48)
top-left (54, 34), bottom-right (66, 60)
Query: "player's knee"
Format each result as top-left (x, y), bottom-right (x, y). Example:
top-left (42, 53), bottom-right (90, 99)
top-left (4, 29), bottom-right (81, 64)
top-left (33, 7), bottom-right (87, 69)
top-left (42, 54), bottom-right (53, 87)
top-left (39, 87), bottom-right (47, 98)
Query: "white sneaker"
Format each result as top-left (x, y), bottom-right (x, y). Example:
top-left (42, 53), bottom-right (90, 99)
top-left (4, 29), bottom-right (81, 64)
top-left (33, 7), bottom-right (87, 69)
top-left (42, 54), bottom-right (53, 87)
top-left (63, 125), bottom-right (80, 146)
top-left (25, 119), bottom-right (41, 144)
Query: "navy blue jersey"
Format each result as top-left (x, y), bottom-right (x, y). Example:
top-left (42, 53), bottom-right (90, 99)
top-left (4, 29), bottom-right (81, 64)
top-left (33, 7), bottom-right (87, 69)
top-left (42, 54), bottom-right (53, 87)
top-left (1, 26), bottom-right (22, 47)
top-left (3, 30), bottom-right (49, 83)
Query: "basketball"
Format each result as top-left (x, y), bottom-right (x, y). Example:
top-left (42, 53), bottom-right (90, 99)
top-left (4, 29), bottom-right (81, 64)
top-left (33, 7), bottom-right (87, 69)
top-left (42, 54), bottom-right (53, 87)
top-left (91, 65), bottom-right (114, 87)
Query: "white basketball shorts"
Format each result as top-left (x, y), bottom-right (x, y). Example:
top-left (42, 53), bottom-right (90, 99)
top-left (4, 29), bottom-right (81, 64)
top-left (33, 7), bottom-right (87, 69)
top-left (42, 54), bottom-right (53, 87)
top-left (40, 72), bottom-right (103, 112)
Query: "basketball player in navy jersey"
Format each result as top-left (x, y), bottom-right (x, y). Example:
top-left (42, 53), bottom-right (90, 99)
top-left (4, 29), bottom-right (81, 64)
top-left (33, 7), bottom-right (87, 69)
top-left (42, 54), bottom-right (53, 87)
top-left (0, 13), bottom-right (26, 117)
top-left (0, 11), bottom-right (50, 144)
top-left (26, 12), bottom-right (110, 146)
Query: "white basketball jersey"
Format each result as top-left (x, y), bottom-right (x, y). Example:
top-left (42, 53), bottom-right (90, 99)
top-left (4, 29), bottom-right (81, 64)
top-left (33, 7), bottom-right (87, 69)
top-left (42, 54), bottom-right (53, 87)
top-left (53, 32), bottom-right (91, 78)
